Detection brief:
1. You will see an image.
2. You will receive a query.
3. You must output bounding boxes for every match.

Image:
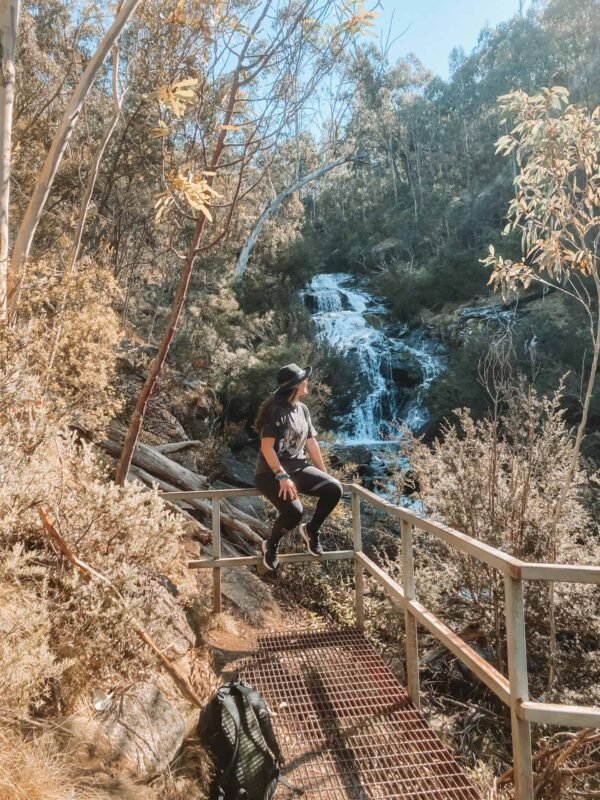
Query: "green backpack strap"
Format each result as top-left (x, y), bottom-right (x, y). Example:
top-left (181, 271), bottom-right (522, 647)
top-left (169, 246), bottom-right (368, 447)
top-left (219, 691), bottom-right (243, 785)
top-left (231, 684), bottom-right (304, 797)
top-left (233, 683), bottom-right (282, 762)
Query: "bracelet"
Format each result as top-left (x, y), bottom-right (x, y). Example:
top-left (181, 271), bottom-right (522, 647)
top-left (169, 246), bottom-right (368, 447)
top-left (275, 472), bottom-right (290, 481)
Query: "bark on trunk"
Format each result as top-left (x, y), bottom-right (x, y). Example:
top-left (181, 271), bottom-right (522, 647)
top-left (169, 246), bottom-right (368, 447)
top-left (0, 0), bottom-right (20, 322)
top-left (7, 0), bottom-right (141, 318)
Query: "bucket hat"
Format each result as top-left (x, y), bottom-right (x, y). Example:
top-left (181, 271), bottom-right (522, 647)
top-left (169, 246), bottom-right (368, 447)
top-left (273, 363), bottom-right (312, 394)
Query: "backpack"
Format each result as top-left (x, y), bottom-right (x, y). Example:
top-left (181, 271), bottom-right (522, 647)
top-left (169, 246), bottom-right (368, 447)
top-left (199, 681), bottom-right (286, 800)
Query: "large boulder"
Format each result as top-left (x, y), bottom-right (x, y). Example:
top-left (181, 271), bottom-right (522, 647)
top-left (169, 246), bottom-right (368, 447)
top-left (68, 683), bottom-right (185, 780)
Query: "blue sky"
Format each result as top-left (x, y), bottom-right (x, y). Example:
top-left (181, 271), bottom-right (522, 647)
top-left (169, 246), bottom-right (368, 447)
top-left (371, 0), bottom-right (522, 78)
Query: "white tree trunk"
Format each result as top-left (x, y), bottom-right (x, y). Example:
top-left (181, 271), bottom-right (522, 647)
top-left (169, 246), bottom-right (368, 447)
top-left (7, 0), bottom-right (141, 318)
top-left (0, 0), bottom-right (20, 322)
top-left (234, 154), bottom-right (355, 279)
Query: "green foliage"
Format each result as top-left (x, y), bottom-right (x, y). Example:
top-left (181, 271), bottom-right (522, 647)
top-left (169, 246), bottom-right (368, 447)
top-left (234, 235), bottom-right (324, 315)
top-left (374, 250), bottom-right (490, 322)
top-left (221, 336), bottom-right (360, 435)
top-left (426, 294), bottom-right (600, 436)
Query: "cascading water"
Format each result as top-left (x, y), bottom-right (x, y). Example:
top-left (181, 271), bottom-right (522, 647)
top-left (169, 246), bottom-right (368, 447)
top-left (399, 332), bottom-right (447, 431)
top-left (302, 273), bottom-right (398, 443)
top-left (301, 272), bottom-right (446, 444)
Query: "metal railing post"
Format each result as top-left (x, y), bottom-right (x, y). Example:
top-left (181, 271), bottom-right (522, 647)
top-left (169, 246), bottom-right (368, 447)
top-left (352, 489), bottom-right (365, 631)
top-left (401, 519), bottom-right (420, 708)
top-left (504, 574), bottom-right (533, 800)
top-left (212, 497), bottom-right (222, 613)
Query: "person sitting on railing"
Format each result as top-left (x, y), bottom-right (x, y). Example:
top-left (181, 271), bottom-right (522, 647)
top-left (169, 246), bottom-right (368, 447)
top-left (254, 363), bottom-right (343, 572)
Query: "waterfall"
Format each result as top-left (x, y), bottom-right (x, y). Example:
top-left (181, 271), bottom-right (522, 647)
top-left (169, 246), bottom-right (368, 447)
top-left (301, 273), bottom-right (446, 444)
top-left (396, 332), bottom-right (447, 431)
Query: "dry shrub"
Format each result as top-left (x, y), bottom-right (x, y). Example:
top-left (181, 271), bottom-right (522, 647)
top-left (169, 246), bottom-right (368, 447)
top-left (150, 775), bottom-right (208, 800)
top-left (386, 384), bottom-right (600, 698)
top-left (0, 355), bottom-right (185, 713)
top-left (0, 727), bottom-right (102, 800)
top-left (150, 736), bottom-right (212, 800)
top-left (0, 583), bottom-right (65, 714)
top-left (9, 259), bottom-right (122, 430)
top-left (366, 382), bottom-right (600, 798)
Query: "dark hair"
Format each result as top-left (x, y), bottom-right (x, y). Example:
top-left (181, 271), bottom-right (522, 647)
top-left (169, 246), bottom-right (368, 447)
top-left (254, 388), bottom-right (299, 432)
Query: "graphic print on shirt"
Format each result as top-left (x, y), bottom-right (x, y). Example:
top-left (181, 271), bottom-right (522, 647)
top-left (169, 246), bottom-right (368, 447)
top-left (276, 413), bottom-right (308, 460)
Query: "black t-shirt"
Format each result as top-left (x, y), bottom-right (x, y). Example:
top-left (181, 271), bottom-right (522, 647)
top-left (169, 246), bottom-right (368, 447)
top-left (255, 400), bottom-right (317, 475)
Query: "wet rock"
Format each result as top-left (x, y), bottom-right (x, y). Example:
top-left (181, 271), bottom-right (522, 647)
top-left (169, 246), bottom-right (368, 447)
top-left (363, 313), bottom-right (384, 329)
top-left (302, 292), bottom-right (319, 312)
top-left (357, 462), bottom-right (375, 476)
top-left (387, 322), bottom-right (409, 338)
top-left (329, 445), bottom-right (373, 467)
top-left (387, 353), bottom-right (422, 388)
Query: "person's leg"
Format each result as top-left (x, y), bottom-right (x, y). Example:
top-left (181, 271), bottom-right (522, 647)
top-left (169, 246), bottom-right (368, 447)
top-left (255, 472), bottom-right (303, 568)
top-left (292, 467), bottom-right (343, 553)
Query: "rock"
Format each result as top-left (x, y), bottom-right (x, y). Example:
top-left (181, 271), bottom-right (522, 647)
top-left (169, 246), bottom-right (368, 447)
top-left (183, 379), bottom-right (207, 390)
top-left (363, 313), bottom-right (384, 329)
top-left (357, 463), bottom-right (375, 479)
top-left (139, 344), bottom-right (160, 358)
top-left (388, 322), bottom-right (409, 338)
top-left (302, 291), bottom-right (319, 312)
top-left (218, 447), bottom-right (257, 487)
top-left (221, 567), bottom-right (280, 621)
top-left (329, 445), bottom-right (373, 467)
top-left (69, 683), bottom-right (185, 780)
top-left (387, 352), bottom-right (422, 388)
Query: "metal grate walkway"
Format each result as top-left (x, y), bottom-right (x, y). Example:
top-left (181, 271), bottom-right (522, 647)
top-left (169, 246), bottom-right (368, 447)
top-left (241, 628), bottom-right (481, 800)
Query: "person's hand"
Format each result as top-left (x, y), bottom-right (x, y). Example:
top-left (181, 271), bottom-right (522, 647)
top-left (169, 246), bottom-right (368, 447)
top-left (278, 477), bottom-right (297, 500)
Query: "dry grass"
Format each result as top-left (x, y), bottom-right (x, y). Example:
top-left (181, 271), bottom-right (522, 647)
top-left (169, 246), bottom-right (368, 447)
top-left (0, 727), bottom-right (101, 800)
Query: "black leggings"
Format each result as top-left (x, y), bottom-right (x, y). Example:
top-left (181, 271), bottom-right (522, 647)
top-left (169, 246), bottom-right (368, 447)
top-left (255, 466), bottom-right (343, 544)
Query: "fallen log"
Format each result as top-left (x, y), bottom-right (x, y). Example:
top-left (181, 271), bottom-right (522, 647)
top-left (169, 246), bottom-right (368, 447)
top-left (105, 427), bottom-right (208, 490)
top-left (156, 440), bottom-right (203, 454)
top-left (121, 456), bottom-right (264, 550)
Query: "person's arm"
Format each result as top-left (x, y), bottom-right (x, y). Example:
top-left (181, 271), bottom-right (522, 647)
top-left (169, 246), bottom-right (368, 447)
top-left (306, 437), bottom-right (327, 472)
top-left (260, 437), bottom-right (298, 500)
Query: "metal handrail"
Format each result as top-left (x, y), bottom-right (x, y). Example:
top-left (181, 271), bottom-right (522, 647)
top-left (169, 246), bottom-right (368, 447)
top-left (159, 482), bottom-right (600, 800)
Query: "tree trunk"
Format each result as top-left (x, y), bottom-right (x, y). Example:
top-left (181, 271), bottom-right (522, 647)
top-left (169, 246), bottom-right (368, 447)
top-left (45, 31), bottom-right (125, 386)
top-left (115, 1), bottom-right (273, 485)
top-left (234, 154), bottom-right (355, 279)
top-left (7, 0), bottom-right (141, 318)
top-left (65, 37), bottom-right (124, 280)
top-left (0, 0), bottom-right (20, 322)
